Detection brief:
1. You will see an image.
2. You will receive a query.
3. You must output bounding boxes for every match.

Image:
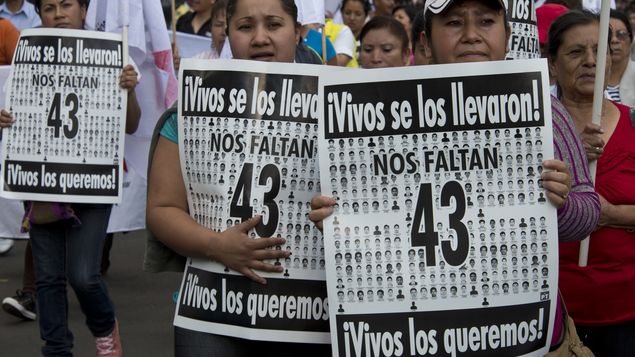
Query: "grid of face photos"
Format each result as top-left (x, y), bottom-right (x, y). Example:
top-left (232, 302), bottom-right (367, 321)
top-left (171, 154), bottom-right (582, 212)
top-left (6, 63), bottom-right (122, 163)
top-left (328, 127), bottom-right (552, 309)
top-left (181, 116), bottom-right (324, 276)
top-left (508, 22), bottom-right (540, 60)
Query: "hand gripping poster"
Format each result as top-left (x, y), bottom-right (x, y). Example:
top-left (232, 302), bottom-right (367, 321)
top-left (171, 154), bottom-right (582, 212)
top-left (174, 59), bottom-right (330, 343)
top-left (318, 60), bottom-right (558, 357)
top-left (1, 28), bottom-right (126, 203)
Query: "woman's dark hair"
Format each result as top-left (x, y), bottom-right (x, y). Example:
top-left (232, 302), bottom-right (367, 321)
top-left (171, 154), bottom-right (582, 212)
top-left (34, 0), bottom-right (89, 14)
top-left (411, 9), bottom-right (425, 51)
top-left (342, 0), bottom-right (371, 17)
top-left (392, 4), bottom-right (417, 23)
top-left (610, 9), bottom-right (633, 42)
top-left (227, 0), bottom-right (297, 30)
top-left (211, 0), bottom-right (228, 21)
top-left (547, 9), bottom-right (611, 60)
top-left (359, 16), bottom-right (409, 52)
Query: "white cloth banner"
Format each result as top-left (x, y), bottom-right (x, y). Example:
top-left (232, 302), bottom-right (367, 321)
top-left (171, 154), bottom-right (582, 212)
top-left (296, 0), bottom-right (326, 25)
top-left (0, 65), bottom-right (27, 238)
top-left (168, 30), bottom-right (211, 59)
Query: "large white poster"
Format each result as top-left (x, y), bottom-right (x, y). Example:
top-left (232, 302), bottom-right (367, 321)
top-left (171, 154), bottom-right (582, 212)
top-left (318, 60), bottom-right (558, 357)
top-left (173, 59), bottom-right (331, 343)
top-left (0, 28), bottom-right (126, 204)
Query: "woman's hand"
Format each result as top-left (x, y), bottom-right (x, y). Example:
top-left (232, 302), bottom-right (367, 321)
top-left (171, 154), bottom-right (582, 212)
top-left (580, 123), bottom-right (605, 162)
top-left (541, 159), bottom-right (571, 209)
top-left (0, 109), bottom-right (14, 128)
top-left (119, 64), bottom-right (139, 90)
top-left (214, 216), bottom-right (289, 285)
top-left (309, 196), bottom-right (337, 231)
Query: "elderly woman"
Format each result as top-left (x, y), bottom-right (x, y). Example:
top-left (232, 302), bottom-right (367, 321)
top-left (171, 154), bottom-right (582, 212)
top-left (549, 9), bottom-right (635, 357)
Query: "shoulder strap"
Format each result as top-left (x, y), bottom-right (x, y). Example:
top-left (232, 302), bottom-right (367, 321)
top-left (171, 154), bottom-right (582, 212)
top-left (630, 107), bottom-right (635, 128)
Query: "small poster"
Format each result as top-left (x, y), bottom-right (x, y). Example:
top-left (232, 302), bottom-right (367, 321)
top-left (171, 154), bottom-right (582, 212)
top-left (506, 0), bottom-right (541, 60)
top-left (318, 59), bottom-right (558, 357)
top-left (1, 28), bottom-right (126, 203)
top-left (173, 59), bottom-right (332, 344)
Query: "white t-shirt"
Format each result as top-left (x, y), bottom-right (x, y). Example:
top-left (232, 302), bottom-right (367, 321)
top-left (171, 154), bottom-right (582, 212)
top-left (332, 24), bottom-right (355, 58)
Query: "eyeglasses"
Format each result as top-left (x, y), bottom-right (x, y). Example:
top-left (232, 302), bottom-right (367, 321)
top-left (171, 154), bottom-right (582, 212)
top-left (613, 30), bottom-right (631, 41)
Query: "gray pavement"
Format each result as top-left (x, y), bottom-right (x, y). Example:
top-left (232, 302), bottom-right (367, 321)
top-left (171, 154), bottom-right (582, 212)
top-left (0, 230), bottom-right (183, 356)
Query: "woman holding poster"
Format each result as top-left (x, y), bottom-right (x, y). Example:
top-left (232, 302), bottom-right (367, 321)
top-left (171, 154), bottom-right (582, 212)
top-left (147, 0), bottom-right (330, 355)
top-left (311, 0), bottom-right (600, 355)
top-left (549, 10), bottom-right (635, 356)
top-left (0, 0), bottom-right (140, 356)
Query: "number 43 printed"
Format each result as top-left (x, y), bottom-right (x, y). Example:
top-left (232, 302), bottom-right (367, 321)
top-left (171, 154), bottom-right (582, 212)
top-left (230, 162), bottom-right (281, 237)
top-left (47, 92), bottom-right (79, 139)
top-left (411, 181), bottom-right (469, 268)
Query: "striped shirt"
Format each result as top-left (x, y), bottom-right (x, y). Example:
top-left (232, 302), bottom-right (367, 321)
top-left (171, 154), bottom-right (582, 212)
top-left (551, 95), bottom-right (601, 242)
top-left (605, 85), bottom-right (621, 103)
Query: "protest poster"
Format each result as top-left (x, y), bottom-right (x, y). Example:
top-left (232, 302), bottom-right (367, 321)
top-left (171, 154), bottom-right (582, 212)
top-left (0, 28), bottom-right (126, 204)
top-left (506, 0), bottom-right (540, 60)
top-left (318, 59), bottom-right (558, 357)
top-left (173, 59), bottom-right (331, 343)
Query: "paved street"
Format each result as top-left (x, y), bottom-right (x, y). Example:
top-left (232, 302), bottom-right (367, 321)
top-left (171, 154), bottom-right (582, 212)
top-left (0, 231), bottom-right (183, 356)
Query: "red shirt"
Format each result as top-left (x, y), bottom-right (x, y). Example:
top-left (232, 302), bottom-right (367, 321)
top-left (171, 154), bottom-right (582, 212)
top-left (559, 102), bottom-right (635, 325)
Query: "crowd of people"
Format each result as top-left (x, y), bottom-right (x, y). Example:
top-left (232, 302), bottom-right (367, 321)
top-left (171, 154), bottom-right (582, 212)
top-left (1, 0), bottom-right (634, 356)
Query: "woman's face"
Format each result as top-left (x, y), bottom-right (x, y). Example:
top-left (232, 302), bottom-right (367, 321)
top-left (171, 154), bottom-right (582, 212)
top-left (550, 22), bottom-right (610, 100)
top-left (342, 0), bottom-right (367, 36)
top-left (39, 0), bottom-right (86, 29)
top-left (360, 28), bottom-right (408, 68)
top-left (228, 0), bottom-right (298, 62)
top-left (211, 10), bottom-right (227, 52)
top-left (424, 0), bottom-right (509, 64)
top-left (392, 9), bottom-right (412, 41)
top-left (609, 17), bottom-right (631, 65)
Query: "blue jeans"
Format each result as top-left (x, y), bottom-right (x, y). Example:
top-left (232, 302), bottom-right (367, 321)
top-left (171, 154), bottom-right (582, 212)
top-left (30, 203), bottom-right (115, 357)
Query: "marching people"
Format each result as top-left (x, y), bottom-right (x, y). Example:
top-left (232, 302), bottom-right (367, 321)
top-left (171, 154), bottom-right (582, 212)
top-left (549, 10), bottom-right (635, 356)
top-left (146, 0), bottom-right (330, 355)
top-left (0, 0), bottom-right (141, 355)
top-left (310, 0), bottom-right (599, 355)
